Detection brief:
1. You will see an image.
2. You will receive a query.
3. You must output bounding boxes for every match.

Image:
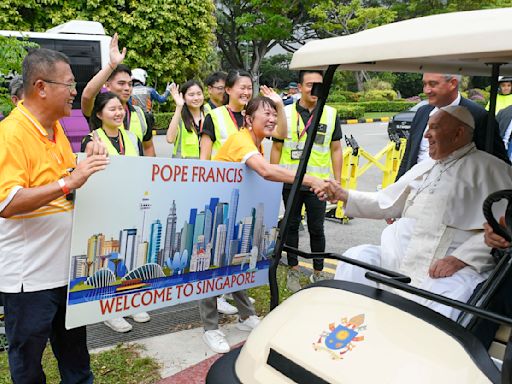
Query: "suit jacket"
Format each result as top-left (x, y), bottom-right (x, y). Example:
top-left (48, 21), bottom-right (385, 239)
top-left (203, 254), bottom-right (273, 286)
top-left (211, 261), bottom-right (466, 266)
top-left (496, 105), bottom-right (512, 139)
top-left (396, 97), bottom-right (509, 180)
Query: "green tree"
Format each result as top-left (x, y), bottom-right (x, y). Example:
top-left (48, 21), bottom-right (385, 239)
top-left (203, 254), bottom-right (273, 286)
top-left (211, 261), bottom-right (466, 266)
top-left (308, 0), bottom-right (396, 91)
top-left (215, 0), bottom-right (315, 90)
top-left (0, 36), bottom-right (37, 115)
top-left (259, 53), bottom-right (295, 89)
top-left (0, 0), bottom-right (216, 85)
top-left (387, 0), bottom-right (512, 20)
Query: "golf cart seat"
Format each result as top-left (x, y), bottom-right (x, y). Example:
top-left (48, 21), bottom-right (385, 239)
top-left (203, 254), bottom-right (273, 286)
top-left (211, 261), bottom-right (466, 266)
top-left (207, 280), bottom-right (500, 384)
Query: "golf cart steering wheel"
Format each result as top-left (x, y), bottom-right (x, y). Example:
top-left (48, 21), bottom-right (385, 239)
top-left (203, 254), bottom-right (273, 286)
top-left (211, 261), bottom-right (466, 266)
top-left (483, 189), bottom-right (512, 243)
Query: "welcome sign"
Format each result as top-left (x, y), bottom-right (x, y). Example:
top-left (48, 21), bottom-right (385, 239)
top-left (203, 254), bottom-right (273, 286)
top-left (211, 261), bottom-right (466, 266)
top-left (66, 156), bottom-right (282, 329)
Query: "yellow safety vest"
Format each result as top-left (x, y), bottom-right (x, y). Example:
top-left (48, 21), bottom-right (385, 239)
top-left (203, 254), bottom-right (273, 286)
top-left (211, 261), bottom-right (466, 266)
top-left (173, 120), bottom-right (200, 159)
top-left (486, 94), bottom-right (512, 115)
top-left (95, 127), bottom-right (139, 156)
top-left (203, 103), bottom-right (213, 115)
top-left (128, 105), bottom-right (148, 142)
top-left (208, 106), bottom-right (239, 156)
top-left (279, 103), bottom-right (337, 179)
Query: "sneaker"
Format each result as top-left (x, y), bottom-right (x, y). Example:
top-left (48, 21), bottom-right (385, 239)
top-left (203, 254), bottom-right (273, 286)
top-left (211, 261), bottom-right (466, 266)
top-left (236, 315), bottom-right (260, 331)
top-left (130, 311), bottom-right (150, 323)
top-left (104, 317), bottom-right (132, 333)
top-left (286, 269), bottom-right (302, 293)
top-left (222, 294), bottom-right (255, 305)
top-left (203, 330), bottom-right (230, 353)
top-left (309, 271), bottom-right (329, 284)
top-left (217, 296), bottom-right (238, 315)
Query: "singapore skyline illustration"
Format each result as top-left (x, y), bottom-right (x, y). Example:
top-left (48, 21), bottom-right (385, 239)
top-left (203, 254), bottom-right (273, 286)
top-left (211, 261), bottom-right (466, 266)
top-left (68, 188), bottom-right (277, 305)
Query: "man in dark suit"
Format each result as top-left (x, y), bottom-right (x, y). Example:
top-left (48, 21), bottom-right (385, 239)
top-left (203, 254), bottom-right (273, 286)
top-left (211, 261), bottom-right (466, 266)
top-left (396, 73), bottom-right (509, 180)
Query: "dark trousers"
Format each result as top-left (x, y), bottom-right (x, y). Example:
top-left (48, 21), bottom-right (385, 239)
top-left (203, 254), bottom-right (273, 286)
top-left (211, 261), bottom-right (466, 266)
top-left (3, 286), bottom-right (93, 384)
top-left (471, 271), bottom-right (512, 349)
top-left (282, 187), bottom-right (326, 271)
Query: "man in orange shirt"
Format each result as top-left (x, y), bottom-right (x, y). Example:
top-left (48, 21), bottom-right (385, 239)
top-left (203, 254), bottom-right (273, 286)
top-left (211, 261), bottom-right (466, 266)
top-left (0, 48), bottom-right (108, 383)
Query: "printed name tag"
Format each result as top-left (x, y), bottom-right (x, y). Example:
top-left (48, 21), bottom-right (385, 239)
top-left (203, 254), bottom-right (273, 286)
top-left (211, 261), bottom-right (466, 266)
top-left (291, 149), bottom-right (303, 160)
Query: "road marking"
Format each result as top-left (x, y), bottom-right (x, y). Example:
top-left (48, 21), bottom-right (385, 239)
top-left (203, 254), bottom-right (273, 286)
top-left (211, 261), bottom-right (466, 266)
top-left (299, 261), bottom-right (337, 275)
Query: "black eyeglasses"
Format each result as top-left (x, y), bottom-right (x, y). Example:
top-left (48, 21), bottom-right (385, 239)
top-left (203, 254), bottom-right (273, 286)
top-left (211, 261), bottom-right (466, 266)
top-left (210, 85), bottom-right (225, 91)
top-left (40, 79), bottom-right (77, 92)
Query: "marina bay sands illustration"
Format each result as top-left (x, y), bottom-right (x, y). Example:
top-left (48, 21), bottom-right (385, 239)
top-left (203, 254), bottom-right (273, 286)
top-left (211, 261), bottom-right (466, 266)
top-left (68, 188), bottom-right (277, 302)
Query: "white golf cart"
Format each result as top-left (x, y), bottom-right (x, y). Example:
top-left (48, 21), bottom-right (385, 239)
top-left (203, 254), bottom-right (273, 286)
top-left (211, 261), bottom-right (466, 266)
top-left (207, 8), bottom-right (512, 384)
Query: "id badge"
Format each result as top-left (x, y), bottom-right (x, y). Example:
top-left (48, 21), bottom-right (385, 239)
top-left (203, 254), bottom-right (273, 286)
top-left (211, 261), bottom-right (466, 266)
top-left (291, 149), bottom-right (303, 160)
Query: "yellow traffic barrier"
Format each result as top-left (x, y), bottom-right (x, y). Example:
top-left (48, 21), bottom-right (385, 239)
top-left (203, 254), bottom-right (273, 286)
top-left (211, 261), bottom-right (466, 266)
top-left (328, 136), bottom-right (407, 223)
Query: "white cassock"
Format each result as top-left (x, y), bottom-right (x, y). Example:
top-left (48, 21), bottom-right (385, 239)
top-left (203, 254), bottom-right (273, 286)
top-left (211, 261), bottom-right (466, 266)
top-left (335, 143), bottom-right (512, 320)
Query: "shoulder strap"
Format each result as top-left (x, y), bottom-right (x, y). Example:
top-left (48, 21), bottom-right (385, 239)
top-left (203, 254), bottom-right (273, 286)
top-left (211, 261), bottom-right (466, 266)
top-left (133, 105), bottom-right (148, 136)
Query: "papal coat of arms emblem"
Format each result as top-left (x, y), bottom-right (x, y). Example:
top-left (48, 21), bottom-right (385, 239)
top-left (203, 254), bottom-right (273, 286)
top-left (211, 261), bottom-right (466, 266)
top-left (313, 314), bottom-right (366, 359)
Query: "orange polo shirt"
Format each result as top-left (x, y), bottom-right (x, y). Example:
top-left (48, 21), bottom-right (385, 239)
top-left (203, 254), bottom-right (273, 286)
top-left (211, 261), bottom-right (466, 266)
top-left (0, 102), bottom-right (76, 292)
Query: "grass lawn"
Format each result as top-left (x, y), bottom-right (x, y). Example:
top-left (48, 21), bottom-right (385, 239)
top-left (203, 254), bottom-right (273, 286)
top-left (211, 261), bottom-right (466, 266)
top-left (248, 265), bottom-right (311, 317)
top-left (363, 111), bottom-right (396, 119)
top-left (0, 343), bottom-right (161, 384)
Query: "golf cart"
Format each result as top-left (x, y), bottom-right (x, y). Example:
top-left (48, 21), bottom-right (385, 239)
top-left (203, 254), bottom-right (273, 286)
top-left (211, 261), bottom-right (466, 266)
top-left (207, 8), bottom-right (512, 383)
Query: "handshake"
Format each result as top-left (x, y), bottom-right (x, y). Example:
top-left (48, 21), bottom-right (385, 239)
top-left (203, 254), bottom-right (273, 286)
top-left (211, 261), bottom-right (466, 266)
top-left (310, 179), bottom-right (348, 204)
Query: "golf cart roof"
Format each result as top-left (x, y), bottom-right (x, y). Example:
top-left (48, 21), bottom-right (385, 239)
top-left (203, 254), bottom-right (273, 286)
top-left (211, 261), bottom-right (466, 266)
top-left (290, 8), bottom-right (512, 76)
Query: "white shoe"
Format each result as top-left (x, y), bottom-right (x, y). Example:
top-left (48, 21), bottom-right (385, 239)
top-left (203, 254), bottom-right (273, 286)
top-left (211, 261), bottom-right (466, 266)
top-left (104, 317), bottom-right (132, 333)
top-left (217, 297), bottom-right (238, 315)
top-left (130, 311), bottom-right (150, 323)
top-left (223, 293), bottom-right (255, 305)
top-left (237, 315), bottom-right (260, 331)
top-left (203, 330), bottom-right (230, 353)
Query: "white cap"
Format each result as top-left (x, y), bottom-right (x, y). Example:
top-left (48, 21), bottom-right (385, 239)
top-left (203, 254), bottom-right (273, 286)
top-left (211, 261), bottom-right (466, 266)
top-left (131, 68), bottom-right (148, 85)
top-left (439, 105), bottom-right (475, 130)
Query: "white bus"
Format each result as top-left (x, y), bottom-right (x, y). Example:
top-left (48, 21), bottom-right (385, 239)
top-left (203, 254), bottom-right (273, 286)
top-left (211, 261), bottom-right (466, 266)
top-left (0, 20), bottom-right (112, 151)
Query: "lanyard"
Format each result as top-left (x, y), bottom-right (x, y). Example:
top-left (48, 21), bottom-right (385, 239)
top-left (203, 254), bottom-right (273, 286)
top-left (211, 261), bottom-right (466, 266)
top-left (118, 131), bottom-right (125, 155)
top-left (296, 110), bottom-right (314, 140)
top-left (194, 111), bottom-right (204, 133)
top-left (227, 107), bottom-right (242, 129)
top-left (124, 105), bottom-right (131, 129)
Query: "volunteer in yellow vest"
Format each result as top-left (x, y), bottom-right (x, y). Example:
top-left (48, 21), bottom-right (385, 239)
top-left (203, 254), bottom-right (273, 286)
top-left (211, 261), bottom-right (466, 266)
top-left (81, 92), bottom-right (142, 156)
top-left (201, 96), bottom-right (329, 354)
top-left (81, 91), bottom-right (151, 332)
top-left (199, 69), bottom-right (287, 160)
top-left (81, 33), bottom-right (155, 156)
top-left (166, 80), bottom-right (207, 159)
top-left (205, 71), bottom-right (227, 110)
top-left (270, 70), bottom-right (343, 293)
top-left (486, 76), bottom-right (512, 114)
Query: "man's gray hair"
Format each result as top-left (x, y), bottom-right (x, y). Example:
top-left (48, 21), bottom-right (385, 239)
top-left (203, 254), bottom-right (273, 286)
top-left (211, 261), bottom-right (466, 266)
top-left (442, 74), bottom-right (462, 87)
top-left (9, 75), bottom-right (23, 98)
top-left (22, 48), bottom-right (70, 92)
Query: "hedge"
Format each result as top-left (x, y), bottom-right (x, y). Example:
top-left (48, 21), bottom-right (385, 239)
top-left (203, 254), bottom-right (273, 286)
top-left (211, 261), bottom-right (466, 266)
top-left (334, 105), bottom-right (365, 119)
top-left (353, 101), bottom-right (416, 112)
top-left (152, 100), bottom-right (414, 130)
top-left (153, 112), bottom-right (174, 129)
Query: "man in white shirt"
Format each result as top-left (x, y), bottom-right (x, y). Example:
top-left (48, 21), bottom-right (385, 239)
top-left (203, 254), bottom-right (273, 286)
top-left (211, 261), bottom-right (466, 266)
top-left (396, 73), bottom-right (508, 180)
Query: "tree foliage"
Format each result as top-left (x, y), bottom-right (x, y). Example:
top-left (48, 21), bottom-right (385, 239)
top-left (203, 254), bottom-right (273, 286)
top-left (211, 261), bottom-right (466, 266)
top-left (0, 0), bottom-right (216, 85)
top-left (215, 0), bottom-right (314, 88)
top-left (259, 53), bottom-right (295, 89)
top-left (309, 0), bottom-right (396, 37)
top-left (0, 36), bottom-right (37, 115)
top-left (386, 0), bottom-right (512, 20)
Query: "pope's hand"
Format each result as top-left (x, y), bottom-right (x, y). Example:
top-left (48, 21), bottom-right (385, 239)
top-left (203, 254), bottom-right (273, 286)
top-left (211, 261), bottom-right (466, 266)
top-left (428, 256), bottom-right (467, 278)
